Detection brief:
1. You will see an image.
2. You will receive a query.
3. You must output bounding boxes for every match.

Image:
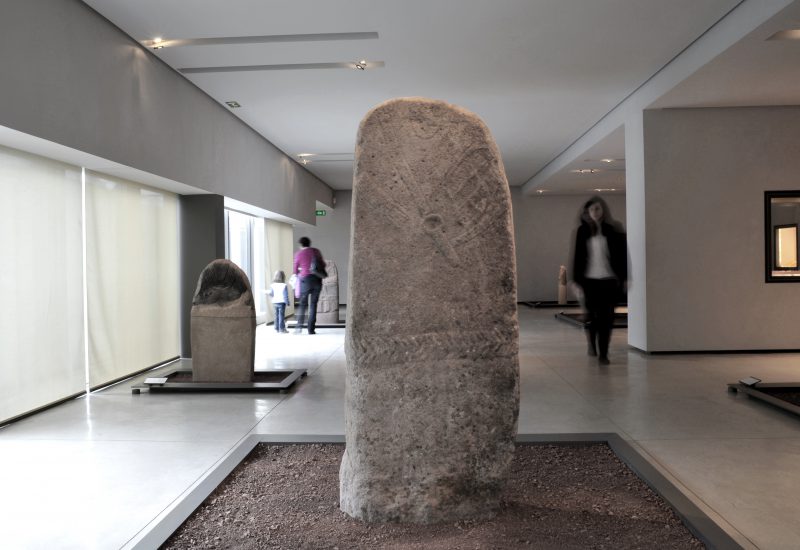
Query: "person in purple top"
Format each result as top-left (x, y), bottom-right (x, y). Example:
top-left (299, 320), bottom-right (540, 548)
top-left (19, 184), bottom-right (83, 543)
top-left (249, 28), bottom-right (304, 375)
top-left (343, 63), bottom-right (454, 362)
top-left (292, 236), bottom-right (326, 334)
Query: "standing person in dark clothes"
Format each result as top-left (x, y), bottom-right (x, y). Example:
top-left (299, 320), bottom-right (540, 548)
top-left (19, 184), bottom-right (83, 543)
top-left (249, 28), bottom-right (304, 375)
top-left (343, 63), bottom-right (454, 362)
top-left (292, 236), bottom-right (326, 335)
top-left (571, 196), bottom-right (628, 365)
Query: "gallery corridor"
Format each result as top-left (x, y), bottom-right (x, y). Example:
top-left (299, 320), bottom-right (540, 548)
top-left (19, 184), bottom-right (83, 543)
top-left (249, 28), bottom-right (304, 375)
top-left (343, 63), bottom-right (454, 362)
top-left (1, 308), bottom-right (799, 549)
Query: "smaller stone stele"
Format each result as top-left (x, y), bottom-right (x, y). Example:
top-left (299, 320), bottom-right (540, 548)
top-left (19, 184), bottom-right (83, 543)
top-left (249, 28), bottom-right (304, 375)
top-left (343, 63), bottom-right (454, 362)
top-left (190, 259), bottom-right (255, 383)
top-left (316, 260), bottom-right (340, 324)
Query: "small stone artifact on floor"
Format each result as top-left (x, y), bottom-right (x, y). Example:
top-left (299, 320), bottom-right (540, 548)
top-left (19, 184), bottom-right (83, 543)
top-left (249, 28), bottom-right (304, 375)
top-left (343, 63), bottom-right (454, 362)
top-left (340, 97), bottom-right (519, 523)
top-left (316, 260), bottom-right (339, 324)
top-left (190, 259), bottom-right (256, 383)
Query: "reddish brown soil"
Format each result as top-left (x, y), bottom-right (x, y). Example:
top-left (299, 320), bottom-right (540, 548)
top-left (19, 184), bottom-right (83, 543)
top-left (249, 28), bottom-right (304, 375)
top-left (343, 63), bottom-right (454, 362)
top-left (163, 443), bottom-right (704, 549)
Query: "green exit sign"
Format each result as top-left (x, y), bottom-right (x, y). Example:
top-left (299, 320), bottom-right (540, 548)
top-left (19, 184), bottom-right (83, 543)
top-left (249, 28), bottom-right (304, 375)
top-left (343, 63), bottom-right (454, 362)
top-left (315, 209), bottom-right (327, 216)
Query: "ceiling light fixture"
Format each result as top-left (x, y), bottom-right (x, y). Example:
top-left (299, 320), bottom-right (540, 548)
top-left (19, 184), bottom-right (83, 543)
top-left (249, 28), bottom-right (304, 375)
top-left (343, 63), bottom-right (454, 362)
top-left (600, 158), bottom-right (615, 163)
top-left (593, 188), bottom-right (617, 192)
top-left (297, 153), bottom-right (316, 165)
top-left (225, 101), bottom-right (241, 109)
top-left (180, 61), bottom-right (385, 74)
top-left (154, 32), bottom-right (379, 48)
top-left (354, 60), bottom-right (367, 70)
top-left (767, 29), bottom-right (800, 40)
top-left (152, 37), bottom-right (165, 50)
top-left (572, 169), bottom-right (599, 174)
top-left (295, 152), bottom-right (353, 164)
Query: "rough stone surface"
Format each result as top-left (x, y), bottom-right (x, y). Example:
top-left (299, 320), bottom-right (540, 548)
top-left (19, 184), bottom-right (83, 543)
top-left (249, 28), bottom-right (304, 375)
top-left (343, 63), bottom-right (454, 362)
top-left (191, 259), bottom-right (255, 383)
top-left (340, 97), bottom-right (519, 524)
top-left (316, 260), bottom-right (340, 324)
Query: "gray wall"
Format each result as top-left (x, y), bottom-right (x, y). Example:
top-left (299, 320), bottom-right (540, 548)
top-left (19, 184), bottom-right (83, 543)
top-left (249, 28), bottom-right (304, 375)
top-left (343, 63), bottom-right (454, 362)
top-left (179, 195), bottom-right (226, 357)
top-left (0, 0), bottom-right (331, 224)
top-left (294, 191), bottom-right (353, 304)
top-left (512, 190), bottom-right (627, 302)
top-left (641, 107), bottom-right (800, 351)
top-left (625, 111), bottom-right (648, 350)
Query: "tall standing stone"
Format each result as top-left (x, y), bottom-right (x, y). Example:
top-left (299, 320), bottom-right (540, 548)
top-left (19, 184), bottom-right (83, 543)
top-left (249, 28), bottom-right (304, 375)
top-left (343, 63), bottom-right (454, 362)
top-left (340, 97), bottom-right (519, 523)
top-left (191, 259), bottom-right (255, 383)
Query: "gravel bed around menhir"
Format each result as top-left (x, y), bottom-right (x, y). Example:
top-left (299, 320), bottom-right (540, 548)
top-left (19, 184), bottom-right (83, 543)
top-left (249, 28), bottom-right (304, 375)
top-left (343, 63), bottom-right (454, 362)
top-left (163, 443), bottom-right (704, 550)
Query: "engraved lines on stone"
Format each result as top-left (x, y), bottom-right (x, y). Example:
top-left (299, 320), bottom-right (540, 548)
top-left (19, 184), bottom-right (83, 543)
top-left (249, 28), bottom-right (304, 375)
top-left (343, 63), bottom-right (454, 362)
top-left (370, 119), bottom-right (506, 264)
top-left (350, 329), bottom-right (516, 365)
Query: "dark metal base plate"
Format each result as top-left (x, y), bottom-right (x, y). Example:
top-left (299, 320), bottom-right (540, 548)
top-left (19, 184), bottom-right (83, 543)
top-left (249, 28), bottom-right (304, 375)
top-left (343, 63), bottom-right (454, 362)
top-left (131, 368), bottom-right (307, 394)
top-left (727, 381), bottom-right (800, 417)
top-left (286, 320), bottom-right (346, 328)
top-left (527, 300), bottom-right (581, 308)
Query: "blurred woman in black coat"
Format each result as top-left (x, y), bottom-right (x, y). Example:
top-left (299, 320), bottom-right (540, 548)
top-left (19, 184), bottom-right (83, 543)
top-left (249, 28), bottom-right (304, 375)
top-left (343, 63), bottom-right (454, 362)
top-left (571, 196), bottom-right (627, 365)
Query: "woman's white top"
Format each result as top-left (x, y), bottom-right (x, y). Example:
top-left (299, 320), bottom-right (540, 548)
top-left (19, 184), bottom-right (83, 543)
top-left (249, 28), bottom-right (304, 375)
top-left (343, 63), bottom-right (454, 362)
top-left (585, 234), bottom-right (615, 280)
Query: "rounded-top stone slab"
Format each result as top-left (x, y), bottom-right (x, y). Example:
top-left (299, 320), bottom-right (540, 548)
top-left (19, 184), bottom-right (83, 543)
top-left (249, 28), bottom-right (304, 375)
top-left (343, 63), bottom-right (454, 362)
top-left (190, 259), bottom-right (256, 382)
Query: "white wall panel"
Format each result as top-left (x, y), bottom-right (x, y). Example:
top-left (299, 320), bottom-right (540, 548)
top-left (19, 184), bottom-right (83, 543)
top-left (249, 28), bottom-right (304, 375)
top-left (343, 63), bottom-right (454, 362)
top-left (0, 145), bottom-right (84, 422)
top-left (86, 172), bottom-right (179, 386)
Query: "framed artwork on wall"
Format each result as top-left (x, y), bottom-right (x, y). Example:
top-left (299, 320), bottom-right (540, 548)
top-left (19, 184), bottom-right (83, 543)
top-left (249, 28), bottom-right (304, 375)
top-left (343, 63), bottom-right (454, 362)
top-left (765, 191), bottom-right (800, 282)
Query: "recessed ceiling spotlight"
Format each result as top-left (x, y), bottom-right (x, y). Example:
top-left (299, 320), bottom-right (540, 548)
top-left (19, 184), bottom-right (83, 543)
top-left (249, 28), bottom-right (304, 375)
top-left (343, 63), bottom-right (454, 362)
top-left (297, 153), bottom-right (316, 165)
top-left (225, 101), bottom-right (241, 109)
top-left (600, 158), bottom-right (615, 163)
top-left (593, 188), bottom-right (617, 192)
top-left (354, 60), bottom-right (367, 70)
top-left (537, 189), bottom-right (547, 194)
top-left (152, 37), bottom-right (165, 50)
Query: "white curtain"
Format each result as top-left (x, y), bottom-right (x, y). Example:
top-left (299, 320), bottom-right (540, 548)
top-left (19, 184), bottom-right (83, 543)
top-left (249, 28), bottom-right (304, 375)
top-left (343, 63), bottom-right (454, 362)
top-left (85, 172), bottom-right (179, 387)
top-left (264, 219), bottom-right (296, 321)
top-left (0, 145), bottom-right (84, 422)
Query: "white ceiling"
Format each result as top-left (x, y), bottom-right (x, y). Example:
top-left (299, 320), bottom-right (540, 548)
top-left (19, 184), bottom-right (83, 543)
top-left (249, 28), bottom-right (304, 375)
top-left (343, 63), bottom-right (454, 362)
top-left (82, 0), bottom-right (799, 195)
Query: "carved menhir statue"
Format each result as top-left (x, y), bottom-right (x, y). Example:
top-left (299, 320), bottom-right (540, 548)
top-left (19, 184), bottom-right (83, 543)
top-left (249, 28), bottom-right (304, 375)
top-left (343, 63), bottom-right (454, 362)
top-left (558, 265), bottom-right (568, 305)
top-left (340, 97), bottom-right (519, 523)
top-left (316, 260), bottom-right (340, 324)
top-left (190, 259), bottom-right (255, 383)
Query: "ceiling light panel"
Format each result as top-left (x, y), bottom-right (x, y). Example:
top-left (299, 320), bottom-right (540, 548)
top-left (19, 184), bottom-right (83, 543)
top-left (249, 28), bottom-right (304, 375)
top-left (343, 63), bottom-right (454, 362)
top-left (180, 61), bottom-right (385, 74)
top-left (295, 153), bottom-right (354, 164)
top-left (144, 32), bottom-right (379, 49)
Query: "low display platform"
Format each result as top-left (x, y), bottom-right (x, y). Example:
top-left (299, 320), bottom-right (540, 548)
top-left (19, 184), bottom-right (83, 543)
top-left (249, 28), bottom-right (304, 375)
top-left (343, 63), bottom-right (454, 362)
top-left (286, 320), bottom-right (345, 329)
top-left (727, 377), bottom-right (800, 418)
top-left (520, 300), bottom-right (581, 308)
top-left (131, 368), bottom-right (307, 394)
top-left (556, 311), bottom-right (628, 328)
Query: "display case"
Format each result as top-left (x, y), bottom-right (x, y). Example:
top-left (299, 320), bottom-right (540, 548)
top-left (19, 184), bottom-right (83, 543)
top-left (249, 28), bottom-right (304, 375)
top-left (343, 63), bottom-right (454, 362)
top-left (765, 191), bottom-right (800, 282)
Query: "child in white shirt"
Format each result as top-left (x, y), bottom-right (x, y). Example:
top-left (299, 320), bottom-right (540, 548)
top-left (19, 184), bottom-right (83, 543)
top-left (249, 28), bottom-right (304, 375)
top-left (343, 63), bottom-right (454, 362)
top-left (268, 271), bottom-right (290, 333)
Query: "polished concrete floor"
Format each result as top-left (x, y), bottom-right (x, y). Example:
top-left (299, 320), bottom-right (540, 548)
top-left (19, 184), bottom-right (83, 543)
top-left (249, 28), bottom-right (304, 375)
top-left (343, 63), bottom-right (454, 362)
top-left (2, 308), bottom-right (800, 549)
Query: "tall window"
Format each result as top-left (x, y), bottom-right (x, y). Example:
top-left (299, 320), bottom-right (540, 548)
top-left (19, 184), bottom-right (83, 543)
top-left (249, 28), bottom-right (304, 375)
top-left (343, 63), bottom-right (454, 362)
top-left (225, 209), bottom-right (267, 319)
